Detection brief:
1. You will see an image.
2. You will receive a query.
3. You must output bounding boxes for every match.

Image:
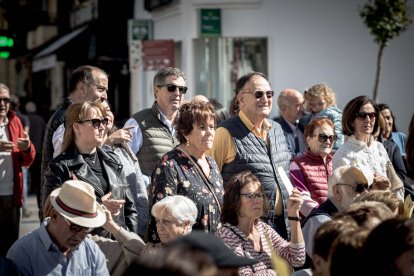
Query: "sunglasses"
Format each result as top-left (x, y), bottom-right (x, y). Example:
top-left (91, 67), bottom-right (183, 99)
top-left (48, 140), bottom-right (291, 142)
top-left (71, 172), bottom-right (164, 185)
top-left (78, 118), bottom-right (109, 129)
top-left (157, 84), bottom-right (188, 94)
top-left (355, 112), bottom-right (376, 121)
top-left (316, 134), bottom-right (337, 143)
top-left (242, 90), bottom-right (274, 99)
top-left (337, 182), bottom-right (370, 193)
top-left (240, 192), bottom-right (265, 200)
top-left (0, 97), bottom-right (11, 104)
top-left (62, 216), bottom-right (93, 233)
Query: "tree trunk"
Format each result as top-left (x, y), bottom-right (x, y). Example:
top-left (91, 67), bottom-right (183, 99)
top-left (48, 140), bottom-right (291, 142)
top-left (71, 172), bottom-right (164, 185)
top-left (373, 43), bottom-right (385, 102)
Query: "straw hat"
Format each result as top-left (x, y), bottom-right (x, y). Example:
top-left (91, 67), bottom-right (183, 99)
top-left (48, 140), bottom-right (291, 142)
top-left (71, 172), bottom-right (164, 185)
top-left (50, 180), bottom-right (106, 228)
top-left (328, 166), bottom-right (370, 187)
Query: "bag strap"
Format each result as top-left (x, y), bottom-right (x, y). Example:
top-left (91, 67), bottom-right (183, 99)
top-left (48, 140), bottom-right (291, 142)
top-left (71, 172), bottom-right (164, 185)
top-left (178, 147), bottom-right (222, 215)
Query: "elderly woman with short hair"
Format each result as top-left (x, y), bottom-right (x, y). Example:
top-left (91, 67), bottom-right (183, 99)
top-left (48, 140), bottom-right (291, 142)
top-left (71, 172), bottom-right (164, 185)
top-left (144, 195), bottom-right (198, 253)
top-left (149, 101), bottom-right (224, 242)
top-left (290, 117), bottom-right (335, 217)
top-left (43, 101), bottom-right (138, 237)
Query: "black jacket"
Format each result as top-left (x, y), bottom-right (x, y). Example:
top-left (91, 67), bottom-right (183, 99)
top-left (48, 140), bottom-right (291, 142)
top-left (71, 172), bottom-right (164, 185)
top-left (41, 98), bottom-right (72, 187)
top-left (42, 144), bottom-right (139, 236)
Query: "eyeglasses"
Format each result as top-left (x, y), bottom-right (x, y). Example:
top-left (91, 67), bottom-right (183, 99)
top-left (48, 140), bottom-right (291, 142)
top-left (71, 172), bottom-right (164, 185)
top-left (157, 84), bottom-right (188, 94)
top-left (316, 134), bottom-right (337, 143)
top-left (240, 192), bottom-right (265, 200)
top-left (78, 118), bottom-right (109, 129)
top-left (337, 182), bottom-right (370, 193)
top-left (0, 97), bottom-right (11, 104)
top-left (62, 216), bottom-right (93, 233)
top-left (355, 112), bottom-right (376, 121)
top-left (242, 91), bottom-right (274, 99)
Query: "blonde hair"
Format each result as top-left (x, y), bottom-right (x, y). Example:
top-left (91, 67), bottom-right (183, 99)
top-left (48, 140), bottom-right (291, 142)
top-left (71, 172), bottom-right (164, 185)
top-left (304, 83), bottom-right (336, 107)
top-left (62, 101), bottom-right (107, 152)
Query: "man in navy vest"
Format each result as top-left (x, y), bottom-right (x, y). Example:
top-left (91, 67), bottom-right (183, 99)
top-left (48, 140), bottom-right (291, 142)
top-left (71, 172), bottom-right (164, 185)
top-left (209, 72), bottom-right (292, 240)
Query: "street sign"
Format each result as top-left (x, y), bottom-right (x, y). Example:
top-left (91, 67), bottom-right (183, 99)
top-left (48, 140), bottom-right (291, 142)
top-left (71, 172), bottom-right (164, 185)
top-left (128, 19), bottom-right (153, 42)
top-left (142, 40), bottom-right (174, 71)
top-left (200, 9), bottom-right (221, 37)
top-left (129, 39), bottom-right (174, 72)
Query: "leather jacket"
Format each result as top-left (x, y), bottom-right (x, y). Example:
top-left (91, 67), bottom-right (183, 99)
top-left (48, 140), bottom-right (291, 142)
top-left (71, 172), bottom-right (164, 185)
top-left (42, 144), bottom-right (139, 236)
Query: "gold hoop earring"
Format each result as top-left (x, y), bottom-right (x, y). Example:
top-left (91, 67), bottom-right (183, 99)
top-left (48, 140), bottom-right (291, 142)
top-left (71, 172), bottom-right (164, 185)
top-left (186, 138), bottom-right (190, 147)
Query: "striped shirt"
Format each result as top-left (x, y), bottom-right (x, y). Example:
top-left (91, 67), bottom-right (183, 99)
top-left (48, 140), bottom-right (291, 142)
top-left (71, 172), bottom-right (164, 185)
top-left (217, 221), bottom-right (305, 275)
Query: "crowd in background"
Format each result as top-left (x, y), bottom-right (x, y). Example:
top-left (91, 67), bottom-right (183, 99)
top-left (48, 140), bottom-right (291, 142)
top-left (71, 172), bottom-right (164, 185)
top-left (0, 65), bottom-right (414, 276)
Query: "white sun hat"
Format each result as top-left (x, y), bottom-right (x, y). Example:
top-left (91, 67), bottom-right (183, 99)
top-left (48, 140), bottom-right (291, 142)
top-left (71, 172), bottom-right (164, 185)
top-left (50, 180), bottom-right (106, 228)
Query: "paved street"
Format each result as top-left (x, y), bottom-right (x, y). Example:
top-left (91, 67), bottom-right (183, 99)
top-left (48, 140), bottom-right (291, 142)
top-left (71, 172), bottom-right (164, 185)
top-left (20, 194), bottom-right (40, 238)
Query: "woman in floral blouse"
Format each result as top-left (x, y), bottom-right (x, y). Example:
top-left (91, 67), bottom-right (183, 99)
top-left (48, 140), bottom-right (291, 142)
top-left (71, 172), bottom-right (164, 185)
top-left (149, 101), bottom-right (224, 242)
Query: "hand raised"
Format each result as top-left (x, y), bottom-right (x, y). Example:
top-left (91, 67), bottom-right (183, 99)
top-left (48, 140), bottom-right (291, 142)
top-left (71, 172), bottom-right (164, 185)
top-left (17, 131), bottom-right (31, 151)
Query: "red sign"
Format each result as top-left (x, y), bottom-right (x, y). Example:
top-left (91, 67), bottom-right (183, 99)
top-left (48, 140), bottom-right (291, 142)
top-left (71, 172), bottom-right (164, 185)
top-left (142, 40), bottom-right (174, 71)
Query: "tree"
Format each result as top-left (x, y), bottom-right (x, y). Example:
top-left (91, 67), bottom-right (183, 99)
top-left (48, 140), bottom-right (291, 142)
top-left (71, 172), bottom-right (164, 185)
top-left (360, 0), bottom-right (412, 102)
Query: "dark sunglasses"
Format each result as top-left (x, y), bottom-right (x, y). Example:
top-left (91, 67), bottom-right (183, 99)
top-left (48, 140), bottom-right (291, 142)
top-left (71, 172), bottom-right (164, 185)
top-left (78, 118), bottom-right (109, 129)
top-left (317, 134), bottom-right (337, 143)
top-left (242, 90), bottom-right (274, 99)
top-left (62, 216), bottom-right (93, 233)
top-left (240, 192), bottom-right (265, 200)
top-left (157, 84), bottom-right (188, 94)
top-left (355, 112), bottom-right (376, 121)
top-left (337, 182), bottom-right (370, 193)
top-left (0, 97), bottom-right (11, 103)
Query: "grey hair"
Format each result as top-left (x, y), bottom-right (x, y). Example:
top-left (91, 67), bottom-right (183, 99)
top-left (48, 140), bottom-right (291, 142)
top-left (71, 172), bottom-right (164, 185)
top-left (151, 195), bottom-right (198, 226)
top-left (153, 67), bottom-right (186, 87)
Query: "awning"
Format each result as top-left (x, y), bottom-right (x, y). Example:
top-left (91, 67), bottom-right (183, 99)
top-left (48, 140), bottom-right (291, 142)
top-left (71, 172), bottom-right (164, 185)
top-left (34, 26), bottom-right (88, 60)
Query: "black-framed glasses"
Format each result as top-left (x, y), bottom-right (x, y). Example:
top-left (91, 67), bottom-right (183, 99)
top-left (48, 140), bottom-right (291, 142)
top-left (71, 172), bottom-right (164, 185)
top-left (355, 112), bottom-right (376, 121)
top-left (240, 192), bottom-right (265, 200)
top-left (78, 118), bottom-right (109, 129)
top-left (0, 97), bottom-right (11, 104)
top-left (316, 134), bottom-right (337, 143)
top-left (157, 84), bottom-right (188, 94)
top-left (242, 90), bottom-right (274, 99)
top-left (62, 216), bottom-right (93, 233)
top-left (337, 182), bottom-right (370, 193)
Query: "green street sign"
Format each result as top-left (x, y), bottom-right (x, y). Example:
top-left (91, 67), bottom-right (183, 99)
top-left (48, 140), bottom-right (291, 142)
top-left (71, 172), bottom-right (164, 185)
top-left (200, 9), bottom-right (221, 37)
top-left (128, 20), bottom-right (153, 42)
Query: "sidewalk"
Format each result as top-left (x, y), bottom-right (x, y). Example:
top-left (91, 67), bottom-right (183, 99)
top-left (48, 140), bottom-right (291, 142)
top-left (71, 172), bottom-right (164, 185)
top-left (20, 194), bottom-right (41, 237)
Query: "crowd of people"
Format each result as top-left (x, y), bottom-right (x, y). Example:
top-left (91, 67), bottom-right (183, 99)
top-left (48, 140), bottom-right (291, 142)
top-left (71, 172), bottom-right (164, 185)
top-left (0, 65), bottom-right (414, 276)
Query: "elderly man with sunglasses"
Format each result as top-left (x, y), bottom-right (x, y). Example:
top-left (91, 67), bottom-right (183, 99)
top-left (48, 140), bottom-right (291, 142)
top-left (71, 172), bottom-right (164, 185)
top-left (0, 83), bottom-right (36, 257)
top-left (298, 165), bottom-right (372, 271)
top-left (7, 180), bottom-right (109, 275)
top-left (124, 67), bottom-right (186, 186)
top-left (209, 72), bottom-right (293, 240)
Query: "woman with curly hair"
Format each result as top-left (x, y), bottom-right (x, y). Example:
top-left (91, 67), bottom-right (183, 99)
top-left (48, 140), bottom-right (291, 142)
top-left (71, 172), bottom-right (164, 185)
top-left (148, 101), bottom-right (224, 242)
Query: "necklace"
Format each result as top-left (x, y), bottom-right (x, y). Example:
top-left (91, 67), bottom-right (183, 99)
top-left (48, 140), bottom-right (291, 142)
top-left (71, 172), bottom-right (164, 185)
top-left (83, 152), bottom-right (97, 164)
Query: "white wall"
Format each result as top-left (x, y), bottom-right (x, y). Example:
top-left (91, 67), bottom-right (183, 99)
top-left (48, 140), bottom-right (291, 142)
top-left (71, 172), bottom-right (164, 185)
top-left (136, 0), bottom-right (414, 132)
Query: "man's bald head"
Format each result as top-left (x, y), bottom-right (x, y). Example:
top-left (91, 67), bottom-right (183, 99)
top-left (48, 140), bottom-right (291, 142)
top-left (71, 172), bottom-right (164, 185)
top-left (277, 88), bottom-right (304, 124)
top-left (192, 94), bottom-right (209, 103)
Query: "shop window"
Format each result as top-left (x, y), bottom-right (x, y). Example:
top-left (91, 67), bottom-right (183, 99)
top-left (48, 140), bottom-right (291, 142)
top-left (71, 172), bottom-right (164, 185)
top-left (193, 37), bottom-right (267, 108)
